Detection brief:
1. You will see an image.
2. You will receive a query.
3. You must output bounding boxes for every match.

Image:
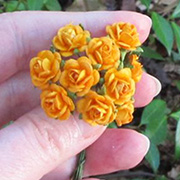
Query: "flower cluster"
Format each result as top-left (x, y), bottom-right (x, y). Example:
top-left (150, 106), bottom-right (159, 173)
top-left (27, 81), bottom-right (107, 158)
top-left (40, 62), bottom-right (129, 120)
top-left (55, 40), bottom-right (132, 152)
top-left (30, 22), bottom-right (143, 126)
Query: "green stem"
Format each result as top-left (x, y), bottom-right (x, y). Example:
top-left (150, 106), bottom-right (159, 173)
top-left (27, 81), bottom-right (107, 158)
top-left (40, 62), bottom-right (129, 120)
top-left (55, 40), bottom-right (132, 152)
top-left (70, 150), bottom-right (86, 180)
top-left (121, 49), bottom-right (127, 62)
top-left (117, 49), bottom-right (128, 70)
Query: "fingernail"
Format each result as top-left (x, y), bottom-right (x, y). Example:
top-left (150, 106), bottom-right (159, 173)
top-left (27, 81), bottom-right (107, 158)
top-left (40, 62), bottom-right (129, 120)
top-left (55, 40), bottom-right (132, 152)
top-left (140, 134), bottom-right (150, 155)
top-left (149, 75), bottom-right (162, 97)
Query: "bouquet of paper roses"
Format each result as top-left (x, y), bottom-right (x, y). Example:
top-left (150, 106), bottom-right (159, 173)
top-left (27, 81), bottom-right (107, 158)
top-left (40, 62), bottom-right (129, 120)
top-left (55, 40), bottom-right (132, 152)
top-left (30, 22), bottom-right (143, 127)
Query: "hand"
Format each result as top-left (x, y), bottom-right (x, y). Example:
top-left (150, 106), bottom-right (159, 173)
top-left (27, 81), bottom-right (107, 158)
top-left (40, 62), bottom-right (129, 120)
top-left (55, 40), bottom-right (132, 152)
top-left (0, 11), bottom-right (161, 180)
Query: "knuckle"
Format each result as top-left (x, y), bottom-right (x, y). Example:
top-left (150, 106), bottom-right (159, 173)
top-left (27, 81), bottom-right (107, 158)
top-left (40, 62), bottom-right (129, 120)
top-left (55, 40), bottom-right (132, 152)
top-left (21, 114), bottom-right (63, 162)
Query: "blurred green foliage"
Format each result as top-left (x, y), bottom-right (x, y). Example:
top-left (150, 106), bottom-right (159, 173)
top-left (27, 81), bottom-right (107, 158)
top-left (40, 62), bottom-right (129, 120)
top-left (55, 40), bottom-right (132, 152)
top-left (141, 0), bottom-right (180, 62)
top-left (141, 99), bottom-right (168, 172)
top-left (139, 1), bottom-right (180, 177)
top-left (0, 0), bottom-right (62, 12)
top-left (152, 12), bottom-right (174, 56)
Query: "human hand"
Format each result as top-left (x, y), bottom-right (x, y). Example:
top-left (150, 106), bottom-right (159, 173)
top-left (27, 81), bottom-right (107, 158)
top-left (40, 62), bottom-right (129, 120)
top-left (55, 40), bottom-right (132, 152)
top-left (0, 11), bottom-right (161, 180)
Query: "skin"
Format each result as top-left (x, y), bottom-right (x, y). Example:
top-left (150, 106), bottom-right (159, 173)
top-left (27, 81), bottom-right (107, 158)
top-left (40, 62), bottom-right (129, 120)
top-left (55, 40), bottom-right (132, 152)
top-left (0, 11), bottom-right (161, 180)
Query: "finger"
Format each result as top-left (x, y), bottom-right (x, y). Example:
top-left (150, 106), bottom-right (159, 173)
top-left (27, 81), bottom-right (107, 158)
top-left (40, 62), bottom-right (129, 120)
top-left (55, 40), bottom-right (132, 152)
top-left (41, 129), bottom-right (149, 180)
top-left (134, 72), bottom-right (161, 107)
top-left (0, 108), bottom-right (105, 180)
top-left (0, 71), bottom-right (161, 127)
top-left (0, 11), bottom-right (151, 83)
top-left (41, 156), bottom-right (77, 180)
top-left (84, 129), bottom-right (149, 176)
top-left (0, 71), bottom-right (40, 127)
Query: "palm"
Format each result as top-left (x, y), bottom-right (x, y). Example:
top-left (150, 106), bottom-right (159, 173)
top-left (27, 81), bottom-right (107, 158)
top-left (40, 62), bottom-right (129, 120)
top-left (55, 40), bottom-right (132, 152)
top-left (0, 11), bottom-right (160, 180)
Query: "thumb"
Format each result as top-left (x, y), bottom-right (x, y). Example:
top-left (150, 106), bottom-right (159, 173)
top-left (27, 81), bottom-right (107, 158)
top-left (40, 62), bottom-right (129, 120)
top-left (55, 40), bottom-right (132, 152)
top-left (0, 107), bottom-right (105, 180)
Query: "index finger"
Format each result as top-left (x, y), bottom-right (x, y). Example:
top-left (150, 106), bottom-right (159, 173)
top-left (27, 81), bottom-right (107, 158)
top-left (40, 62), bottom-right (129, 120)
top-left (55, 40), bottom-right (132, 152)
top-left (0, 11), bottom-right (151, 83)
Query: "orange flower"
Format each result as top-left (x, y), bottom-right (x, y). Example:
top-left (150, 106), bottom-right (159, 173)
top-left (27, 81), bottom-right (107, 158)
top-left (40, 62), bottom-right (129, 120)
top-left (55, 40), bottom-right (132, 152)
top-left (77, 91), bottom-right (117, 126)
top-left (129, 54), bottom-right (143, 82)
top-left (115, 101), bottom-right (134, 126)
top-left (86, 37), bottom-right (120, 70)
top-left (60, 56), bottom-right (100, 96)
top-left (106, 22), bottom-right (141, 50)
top-left (53, 24), bottom-right (90, 57)
top-left (30, 50), bottom-right (61, 89)
top-left (40, 84), bottom-right (75, 120)
top-left (104, 68), bottom-right (135, 105)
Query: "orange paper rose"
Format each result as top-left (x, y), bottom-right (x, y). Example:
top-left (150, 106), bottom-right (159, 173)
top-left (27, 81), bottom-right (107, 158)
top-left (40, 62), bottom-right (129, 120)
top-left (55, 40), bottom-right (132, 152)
top-left (60, 56), bottom-right (99, 96)
top-left (129, 54), bottom-right (143, 82)
top-left (30, 50), bottom-right (61, 89)
top-left (116, 101), bottom-right (134, 126)
top-left (53, 24), bottom-right (90, 57)
top-left (86, 37), bottom-right (120, 70)
top-left (77, 91), bottom-right (117, 126)
top-left (104, 68), bottom-right (135, 105)
top-left (106, 22), bottom-right (141, 50)
top-left (41, 84), bottom-right (75, 120)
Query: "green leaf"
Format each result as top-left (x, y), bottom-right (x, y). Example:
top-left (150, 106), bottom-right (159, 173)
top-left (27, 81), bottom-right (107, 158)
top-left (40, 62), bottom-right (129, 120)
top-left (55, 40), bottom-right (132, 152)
top-left (73, 48), bottom-right (80, 54)
top-left (145, 115), bottom-right (167, 145)
top-left (67, 91), bottom-right (77, 100)
top-left (131, 47), bottom-right (144, 56)
top-left (5, 1), bottom-right (25, 12)
top-left (27, 0), bottom-right (44, 10)
top-left (93, 64), bottom-right (102, 70)
top-left (121, 49), bottom-right (128, 62)
top-left (141, 99), bottom-right (167, 125)
top-left (174, 80), bottom-right (180, 91)
top-left (170, 110), bottom-right (180, 121)
top-left (99, 78), bottom-right (105, 86)
top-left (97, 85), bottom-right (106, 95)
top-left (50, 45), bottom-right (57, 53)
top-left (60, 60), bottom-right (65, 68)
top-left (5, 1), bottom-right (17, 12)
top-left (142, 46), bottom-right (164, 60)
top-left (171, 1), bottom-right (180, 19)
top-left (175, 119), bottom-right (180, 159)
top-left (171, 22), bottom-right (180, 54)
top-left (107, 122), bottom-right (118, 128)
top-left (86, 37), bottom-right (91, 42)
top-left (145, 142), bottom-right (160, 172)
top-left (155, 175), bottom-right (168, 180)
top-left (151, 12), bottom-right (174, 55)
top-left (141, 100), bottom-right (167, 145)
top-left (18, 3), bottom-right (26, 10)
top-left (172, 51), bottom-right (180, 62)
top-left (140, 0), bottom-right (151, 9)
top-left (44, 0), bottom-right (61, 11)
